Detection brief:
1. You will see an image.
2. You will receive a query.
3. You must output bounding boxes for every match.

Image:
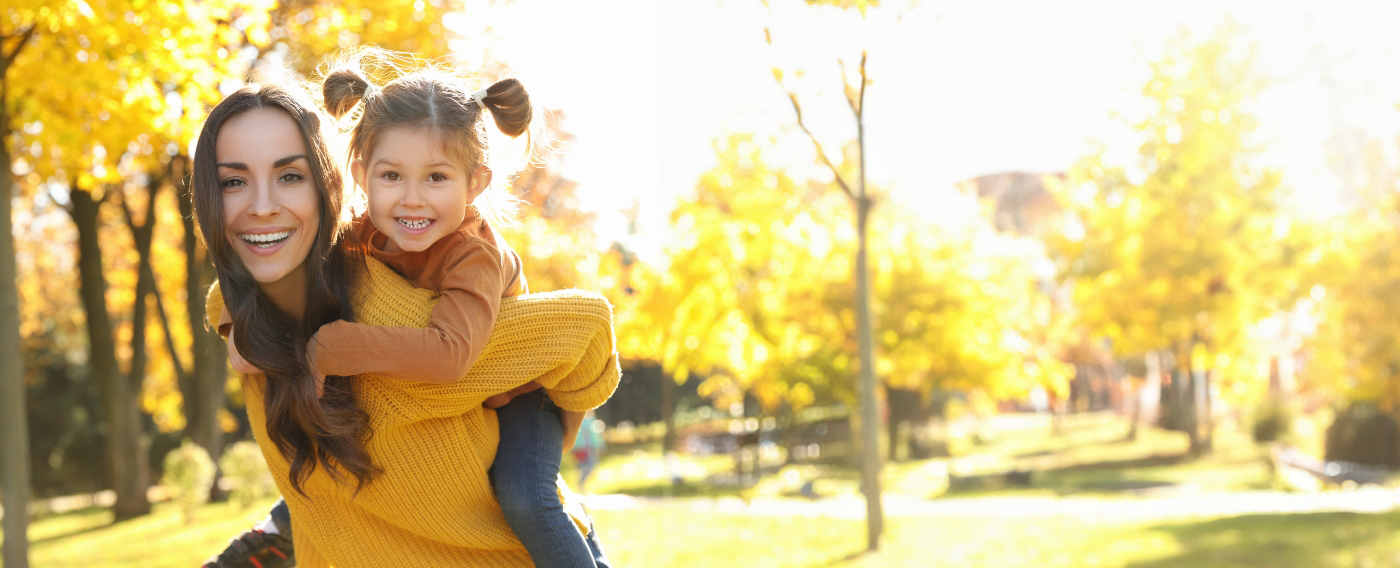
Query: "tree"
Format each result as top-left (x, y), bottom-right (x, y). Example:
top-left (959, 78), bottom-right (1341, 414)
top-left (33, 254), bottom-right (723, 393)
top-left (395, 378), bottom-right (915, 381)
top-left (1048, 27), bottom-right (1299, 453)
top-left (4, 0), bottom-right (249, 523)
top-left (763, 0), bottom-right (884, 549)
top-left (1, 17), bottom-right (35, 567)
top-left (1305, 173), bottom-right (1400, 410)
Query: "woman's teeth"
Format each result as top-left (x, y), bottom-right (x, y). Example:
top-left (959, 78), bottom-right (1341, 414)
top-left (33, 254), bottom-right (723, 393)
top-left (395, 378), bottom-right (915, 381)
top-left (240, 230), bottom-right (291, 248)
top-left (398, 218), bottom-right (432, 230)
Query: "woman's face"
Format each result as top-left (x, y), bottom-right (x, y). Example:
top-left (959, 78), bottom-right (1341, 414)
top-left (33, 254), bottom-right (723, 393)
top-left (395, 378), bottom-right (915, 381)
top-left (217, 108), bottom-right (322, 286)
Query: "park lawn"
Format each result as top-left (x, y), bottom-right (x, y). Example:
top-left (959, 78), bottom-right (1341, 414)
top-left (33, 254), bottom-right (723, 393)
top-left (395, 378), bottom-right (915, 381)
top-left (12, 496), bottom-right (1400, 567)
top-left (12, 497), bottom-right (279, 568)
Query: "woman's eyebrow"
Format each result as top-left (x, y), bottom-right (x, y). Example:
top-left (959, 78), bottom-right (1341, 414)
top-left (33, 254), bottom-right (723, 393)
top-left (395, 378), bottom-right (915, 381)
top-left (216, 155), bottom-right (308, 170)
top-left (273, 154), bottom-right (309, 168)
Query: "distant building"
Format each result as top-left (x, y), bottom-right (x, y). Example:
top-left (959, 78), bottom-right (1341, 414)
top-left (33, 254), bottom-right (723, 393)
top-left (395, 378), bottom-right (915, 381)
top-left (954, 171), bottom-right (1065, 239)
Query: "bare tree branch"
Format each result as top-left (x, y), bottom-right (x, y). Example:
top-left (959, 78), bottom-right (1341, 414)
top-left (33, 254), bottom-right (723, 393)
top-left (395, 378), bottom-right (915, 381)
top-left (857, 51), bottom-right (867, 121)
top-left (783, 90), bottom-right (856, 200)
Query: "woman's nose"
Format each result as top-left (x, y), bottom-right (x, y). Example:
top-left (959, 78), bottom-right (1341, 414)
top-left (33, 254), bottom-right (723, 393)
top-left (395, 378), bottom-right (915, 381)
top-left (249, 182), bottom-right (280, 217)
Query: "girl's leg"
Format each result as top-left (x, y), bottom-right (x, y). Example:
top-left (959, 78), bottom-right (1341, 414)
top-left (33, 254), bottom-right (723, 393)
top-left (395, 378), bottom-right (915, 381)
top-left (489, 389), bottom-right (597, 567)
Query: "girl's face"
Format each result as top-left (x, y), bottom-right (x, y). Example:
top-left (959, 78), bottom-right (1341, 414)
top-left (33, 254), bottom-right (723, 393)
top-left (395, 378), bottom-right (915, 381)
top-left (356, 127), bottom-right (491, 254)
top-left (217, 108), bottom-right (322, 286)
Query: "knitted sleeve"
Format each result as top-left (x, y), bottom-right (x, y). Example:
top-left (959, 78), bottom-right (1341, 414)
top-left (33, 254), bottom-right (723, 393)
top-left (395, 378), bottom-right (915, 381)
top-left (205, 260), bottom-right (620, 418)
top-left (351, 257), bottom-right (620, 417)
top-left (205, 283), bottom-right (227, 338)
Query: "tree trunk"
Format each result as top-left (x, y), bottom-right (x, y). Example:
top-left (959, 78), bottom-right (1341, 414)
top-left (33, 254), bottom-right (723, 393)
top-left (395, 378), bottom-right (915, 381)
top-left (176, 161), bottom-right (228, 497)
top-left (69, 189), bottom-right (150, 520)
top-left (1173, 341), bottom-right (1203, 455)
top-left (661, 369), bottom-right (678, 490)
top-left (1, 108), bottom-right (33, 568)
top-left (854, 195), bottom-right (884, 550)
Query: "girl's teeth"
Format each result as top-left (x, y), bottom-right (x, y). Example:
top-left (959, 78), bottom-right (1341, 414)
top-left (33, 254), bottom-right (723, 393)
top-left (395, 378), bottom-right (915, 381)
top-left (399, 218), bottom-right (430, 230)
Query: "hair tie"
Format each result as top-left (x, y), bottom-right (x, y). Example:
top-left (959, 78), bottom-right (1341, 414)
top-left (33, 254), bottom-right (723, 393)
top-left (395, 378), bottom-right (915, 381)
top-left (363, 83), bottom-right (381, 102)
top-left (472, 87), bottom-right (490, 107)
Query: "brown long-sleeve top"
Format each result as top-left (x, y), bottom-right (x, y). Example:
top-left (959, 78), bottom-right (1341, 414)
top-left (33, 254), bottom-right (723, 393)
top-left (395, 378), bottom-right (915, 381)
top-left (307, 212), bottom-right (527, 382)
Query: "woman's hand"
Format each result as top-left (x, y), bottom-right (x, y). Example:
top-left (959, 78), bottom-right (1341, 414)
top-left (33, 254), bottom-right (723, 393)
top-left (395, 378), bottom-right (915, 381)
top-left (227, 328), bottom-right (264, 375)
top-left (561, 410), bottom-right (584, 455)
top-left (482, 380), bottom-right (544, 409)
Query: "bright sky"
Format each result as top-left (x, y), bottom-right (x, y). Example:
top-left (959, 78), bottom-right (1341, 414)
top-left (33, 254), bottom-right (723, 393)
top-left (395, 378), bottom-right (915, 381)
top-left (459, 0), bottom-right (1400, 259)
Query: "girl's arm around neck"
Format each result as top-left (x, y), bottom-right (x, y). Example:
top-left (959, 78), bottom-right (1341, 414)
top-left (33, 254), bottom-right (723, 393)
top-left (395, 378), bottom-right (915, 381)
top-left (308, 239), bottom-right (506, 383)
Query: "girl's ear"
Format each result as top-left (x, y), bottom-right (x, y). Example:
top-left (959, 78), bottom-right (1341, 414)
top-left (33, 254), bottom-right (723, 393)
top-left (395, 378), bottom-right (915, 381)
top-left (351, 159), bottom-right (366, 188)
top-left (466, 165), bottom-right (493, 203)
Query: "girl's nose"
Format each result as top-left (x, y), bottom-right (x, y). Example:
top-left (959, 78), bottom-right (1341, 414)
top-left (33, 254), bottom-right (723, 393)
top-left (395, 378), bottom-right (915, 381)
top-left (400, 182), bottom-right (426, 207)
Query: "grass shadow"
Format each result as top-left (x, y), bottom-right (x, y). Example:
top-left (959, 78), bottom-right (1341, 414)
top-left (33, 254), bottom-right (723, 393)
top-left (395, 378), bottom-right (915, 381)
top-left (816, 548), bottom-right (874, 567)
top-left (604, 480), bottom-right (745, 498)
top-left (1126, 511), bottom-right (1400, 568)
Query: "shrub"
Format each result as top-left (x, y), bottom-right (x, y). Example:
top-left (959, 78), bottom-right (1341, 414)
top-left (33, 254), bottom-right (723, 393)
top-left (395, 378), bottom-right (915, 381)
top-left (160, 439), bottom-right (216, 524)
top-left (219, 440), bottom-right (276, 509)
top-left (1251, 397), bottom-right (1291, 444)
top-left (1325, 402), bottom-right (1400, 467)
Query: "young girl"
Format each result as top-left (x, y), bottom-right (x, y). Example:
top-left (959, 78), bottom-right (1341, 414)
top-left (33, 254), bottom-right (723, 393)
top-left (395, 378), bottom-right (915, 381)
top-left (308, 62), bottom-right (599, 566)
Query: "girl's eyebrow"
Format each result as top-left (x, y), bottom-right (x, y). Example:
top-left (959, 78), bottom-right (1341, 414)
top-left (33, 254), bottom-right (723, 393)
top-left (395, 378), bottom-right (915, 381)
top-left (217, 154), bottom-right (308, 170)
top-left (371, 159), bottom-right (458, 170)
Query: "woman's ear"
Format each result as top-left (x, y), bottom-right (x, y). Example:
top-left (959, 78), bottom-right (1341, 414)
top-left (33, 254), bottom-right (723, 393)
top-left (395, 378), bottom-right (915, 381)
top-left (351, 159), bottom-right (366, 188)
top-left (466, 165), bottom-right (493, 203)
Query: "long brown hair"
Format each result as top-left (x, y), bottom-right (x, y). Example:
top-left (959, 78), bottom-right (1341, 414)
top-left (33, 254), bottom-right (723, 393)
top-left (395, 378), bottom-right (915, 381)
top-left (191, 82), bottom-right (380, 495)
top-left (321, 52), bottom-right (534, 228)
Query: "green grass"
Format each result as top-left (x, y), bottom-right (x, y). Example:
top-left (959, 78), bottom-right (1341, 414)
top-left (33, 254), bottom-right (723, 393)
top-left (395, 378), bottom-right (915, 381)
top-left (15, 498), bottom-right (1400, 567)
top-left (592, 507), bottom-right (1400, 567)
top-left (9, 497), bottom-right (280, 568)
top-left (10, 413), bottom-right (1395, 567)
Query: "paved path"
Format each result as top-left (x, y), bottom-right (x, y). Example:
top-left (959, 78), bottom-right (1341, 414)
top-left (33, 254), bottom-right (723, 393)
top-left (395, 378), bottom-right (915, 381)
top-left (583, 487), bottom-right (1400, 522)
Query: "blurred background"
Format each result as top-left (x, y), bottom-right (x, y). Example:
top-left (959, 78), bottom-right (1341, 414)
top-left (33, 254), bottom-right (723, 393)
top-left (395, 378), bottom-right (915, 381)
top-left (5, 0), bottom-right (1400, 566)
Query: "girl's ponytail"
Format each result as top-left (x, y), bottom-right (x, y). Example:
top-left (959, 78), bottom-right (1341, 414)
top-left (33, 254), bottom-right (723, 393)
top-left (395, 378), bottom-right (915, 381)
top-left (323, 67), bottom-right (374, 120)
top-left (477, 78), bottom-right (532, 138)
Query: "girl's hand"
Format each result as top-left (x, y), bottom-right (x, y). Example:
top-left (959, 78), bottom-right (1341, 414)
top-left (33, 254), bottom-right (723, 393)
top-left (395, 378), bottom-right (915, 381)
top-left (312, 367), bottom-right (326, 399)
top-left (227, 328), bottom-right (264, 375)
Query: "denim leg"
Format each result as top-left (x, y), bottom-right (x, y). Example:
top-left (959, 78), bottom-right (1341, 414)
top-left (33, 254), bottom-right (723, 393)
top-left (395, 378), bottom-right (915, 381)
top-left (584, 524), bottom-right (613, 568)
top-left (489, 389), bottom-right (597, 567)
top-left (270, 498), bottom-right (292, 536)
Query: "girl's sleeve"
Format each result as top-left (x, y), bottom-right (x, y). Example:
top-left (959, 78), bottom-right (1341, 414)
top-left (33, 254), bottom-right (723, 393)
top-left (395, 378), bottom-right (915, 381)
top-left (308, 238), bottom-right (504, 382)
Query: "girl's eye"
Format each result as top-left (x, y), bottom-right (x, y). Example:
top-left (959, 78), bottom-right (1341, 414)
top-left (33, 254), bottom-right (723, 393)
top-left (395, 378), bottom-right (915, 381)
top-left (382, 172), bottom-right (401, 182)
top-left (279, 172), bottom-right (304, 184)
top-left (220, 178), bottom-right (246, 189)
top-left (429, 173), bottom-right (447, 182)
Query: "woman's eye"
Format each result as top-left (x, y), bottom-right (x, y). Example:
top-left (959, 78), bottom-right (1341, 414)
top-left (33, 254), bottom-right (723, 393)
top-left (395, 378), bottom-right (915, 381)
top-left (220, 178), bottom-right (245, 189)
top-left (279, 172), bottom-right (304, 184)
top-left (429, 173), bottom-right (447, 182)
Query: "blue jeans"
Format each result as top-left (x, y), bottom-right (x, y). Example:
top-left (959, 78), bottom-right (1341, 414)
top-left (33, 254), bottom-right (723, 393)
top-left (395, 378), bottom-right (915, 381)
top-left (490, 389), bottom-right (607, 567)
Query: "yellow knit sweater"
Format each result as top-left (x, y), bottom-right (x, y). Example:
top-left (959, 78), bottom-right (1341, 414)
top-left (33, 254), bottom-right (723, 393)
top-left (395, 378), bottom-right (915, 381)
top-left (205, 257), bottom-right (620, 567)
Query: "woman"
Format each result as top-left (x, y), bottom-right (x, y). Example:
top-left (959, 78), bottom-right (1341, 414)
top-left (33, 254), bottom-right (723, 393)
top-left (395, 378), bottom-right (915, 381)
top-left (193, 80), bottom-right (617, 567)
